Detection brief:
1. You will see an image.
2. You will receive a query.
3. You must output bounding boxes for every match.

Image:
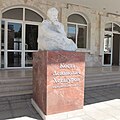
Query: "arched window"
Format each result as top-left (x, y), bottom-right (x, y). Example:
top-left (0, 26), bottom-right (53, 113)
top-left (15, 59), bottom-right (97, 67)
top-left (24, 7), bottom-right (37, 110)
top-left (105, 23), bottom-right (112, 31)
top-left (105, 22), bottom-right (120, 33)
top-left (2, 8), bottom-right (43, 22)
top-left (67, 14), bottom-right (88, 48)
top-left (1, 7), bottom-right (43, 68)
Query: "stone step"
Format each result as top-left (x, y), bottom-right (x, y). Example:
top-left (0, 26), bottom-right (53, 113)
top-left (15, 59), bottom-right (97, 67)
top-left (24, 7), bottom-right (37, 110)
top-left (0, 69), bottom-right (32, 97)
top-left (85, 74), bottom-right (120, 87)
top-left (86, 75), bottom-right (120, 81)
top-left (0, 90), bottom-right (33, 97)
top-left (86, 72), bottom-right (120, 77)
top-left (85, 81), bottom-right (120, 87)
top-left (0, 71), bottom-right (32, 79)
top-left (0, 83), bottom-right (32, 93)
top-left (0, 77), bottom-right (32, 85)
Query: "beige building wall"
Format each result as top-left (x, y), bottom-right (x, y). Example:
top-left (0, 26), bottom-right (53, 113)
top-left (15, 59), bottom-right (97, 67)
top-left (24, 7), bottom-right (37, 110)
top-left (0, 0), bottom-right (120, 67)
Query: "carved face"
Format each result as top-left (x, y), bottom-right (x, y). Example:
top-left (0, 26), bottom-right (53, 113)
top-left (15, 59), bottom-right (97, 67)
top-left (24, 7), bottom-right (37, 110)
top-left (47, 8), bottom-right (58, 22)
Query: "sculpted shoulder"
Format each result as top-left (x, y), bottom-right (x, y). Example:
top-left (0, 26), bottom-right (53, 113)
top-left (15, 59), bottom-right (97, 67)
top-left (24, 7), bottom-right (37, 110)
top-left (42, 20), bottom-right (51, 25)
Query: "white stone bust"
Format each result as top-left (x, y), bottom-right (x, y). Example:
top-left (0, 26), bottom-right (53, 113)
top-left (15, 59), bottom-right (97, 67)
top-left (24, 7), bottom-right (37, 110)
top-left (38, 7), bottom-right (77, 51)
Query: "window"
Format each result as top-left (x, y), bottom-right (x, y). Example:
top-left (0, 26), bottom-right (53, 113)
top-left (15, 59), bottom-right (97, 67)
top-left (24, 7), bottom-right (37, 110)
top-left (67, 14), bottom-right (88, 48)
top-left (113, 23), bottom-right (120, 33)
top-left (2, 8), bottom-right (43, 22)
top-left (105, 23), bottom-right (112, 31)
top-left (1, 7), bottom-right (43, 68)
top-left (105, 23), bottom-right (120, 33)
top-left (25, 8), bottom-right (43, 22)
top-left (2, 8), bottom-right (23, 20)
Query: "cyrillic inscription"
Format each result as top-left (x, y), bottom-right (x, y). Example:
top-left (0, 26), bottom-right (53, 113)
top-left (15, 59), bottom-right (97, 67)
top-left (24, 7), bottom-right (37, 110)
top-left (60, 63), bottom-right (76, 69)
top-left (53, 71), bottom-right (80, 76)
top-left (52, 63), bottom-right (81, 89)
top-left (53, 77), bottom-right (80, 83)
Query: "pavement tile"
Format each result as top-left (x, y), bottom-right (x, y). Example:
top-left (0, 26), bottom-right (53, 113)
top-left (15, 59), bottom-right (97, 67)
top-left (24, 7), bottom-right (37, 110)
top-left (0, 110), bottom-right (12, 120)
top-left (95, 96), bottom-right (110, 102)
top-left (88, 92), bottom-right (101, 97)
top-left (0, 97), bottom-right (8, 102)
top-left (84, 94), bottom-right (92, 99)
top-left (12, 108), bottom-right (33, 118)
top-left (67, 117), bottom-right (83, 120)
top-left (80, 115), bottom-right (96, 120)
top-left (104, 99), bottom-right (120, 107)
top-left (85, 109), bottom-right (115, 120)
top-left (0, 103), bottom-right (10, 112)
top-left (85, 97), bottom-right (98, 104)
top-left (32, 113), bottom-right (43, 120)
top-left (11, 101), bottom-right (28, 109)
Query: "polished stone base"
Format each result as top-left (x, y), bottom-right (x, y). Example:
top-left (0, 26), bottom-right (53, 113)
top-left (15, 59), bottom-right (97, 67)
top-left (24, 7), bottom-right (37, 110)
top-left (32, 51), bottom-right (85, 115)
top-left (31, 99), bottom-right (84, 120)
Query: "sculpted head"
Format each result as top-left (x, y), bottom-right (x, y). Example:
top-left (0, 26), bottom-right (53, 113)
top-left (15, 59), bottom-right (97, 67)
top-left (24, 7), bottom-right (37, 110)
top-left (47, 7), bottom-right (58, 22)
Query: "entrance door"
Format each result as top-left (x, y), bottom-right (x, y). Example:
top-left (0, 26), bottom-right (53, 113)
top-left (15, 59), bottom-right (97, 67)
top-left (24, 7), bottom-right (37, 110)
top-left (1, 7), bottom-right (43, 68)
top-left (103, 22), bottom-right (120, 66)
top-left (3, 21), bottom-right (39, 68)
top-left (112, 34), bottom-right (120, 65)
top-left (103, 33), bottom-right (112, 66)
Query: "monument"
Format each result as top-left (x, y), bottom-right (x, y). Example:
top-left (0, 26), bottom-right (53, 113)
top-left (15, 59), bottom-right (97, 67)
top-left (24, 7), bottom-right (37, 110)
top-left (32, 7), bottom-right (85, 120)
top-left (38, 7), bottom-right (77, 51)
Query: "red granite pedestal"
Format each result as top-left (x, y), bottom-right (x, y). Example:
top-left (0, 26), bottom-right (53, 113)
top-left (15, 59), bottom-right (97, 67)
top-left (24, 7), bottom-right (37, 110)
top-left (32, 51), bottom-right (85, 120)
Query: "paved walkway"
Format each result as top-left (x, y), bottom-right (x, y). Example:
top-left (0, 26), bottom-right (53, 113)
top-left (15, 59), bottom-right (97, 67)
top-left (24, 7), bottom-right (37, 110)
top-left (0, 84), bottom-right (120, 120)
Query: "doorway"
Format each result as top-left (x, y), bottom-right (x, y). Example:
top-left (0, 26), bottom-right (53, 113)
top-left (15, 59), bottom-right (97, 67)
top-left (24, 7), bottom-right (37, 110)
top-left (1, 7), bottom-right (43, 68)
top-left (1, 20), bottom-right (39, 68)
top-left (112, 34), bottom-right (120, 66)
top-left (103, 22), bottom-right (120, 66)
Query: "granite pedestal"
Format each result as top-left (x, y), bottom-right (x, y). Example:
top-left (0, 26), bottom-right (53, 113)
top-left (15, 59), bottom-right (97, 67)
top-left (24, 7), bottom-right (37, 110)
top-left (32, 51), bottom-right (85, 120)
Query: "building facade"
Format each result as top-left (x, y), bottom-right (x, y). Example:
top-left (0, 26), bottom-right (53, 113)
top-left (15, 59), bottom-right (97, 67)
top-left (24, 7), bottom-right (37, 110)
top-left (0, 0), bottom-right (120, 68)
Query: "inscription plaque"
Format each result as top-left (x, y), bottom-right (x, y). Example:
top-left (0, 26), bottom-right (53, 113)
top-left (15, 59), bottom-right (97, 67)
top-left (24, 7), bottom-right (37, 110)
top-left (52, 63), bottom-right (81, 89)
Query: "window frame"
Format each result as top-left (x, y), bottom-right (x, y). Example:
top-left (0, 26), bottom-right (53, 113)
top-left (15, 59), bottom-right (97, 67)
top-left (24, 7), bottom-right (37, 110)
top-left (1, 6), bottom-right (44, 69)
top-left (102, 22), bottom-right (120, 66)
top-left (67, 13), bottom-right (89, 50)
